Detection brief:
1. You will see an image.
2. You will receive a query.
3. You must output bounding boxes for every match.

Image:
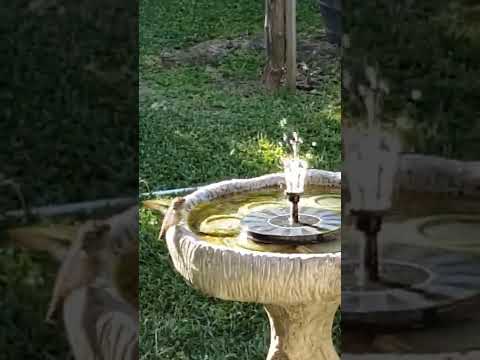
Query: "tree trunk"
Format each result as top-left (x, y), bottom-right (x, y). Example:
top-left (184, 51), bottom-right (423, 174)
top-left (264, 0), bottom-right (287, 90)
top-left (285, 0), bottom-right (297, 91)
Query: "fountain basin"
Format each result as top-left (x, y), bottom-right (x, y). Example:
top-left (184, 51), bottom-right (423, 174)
top-left (342, 213), bottom-right (480, 328)
top-left (165, 169), bottom-right (341, 360)
top-left (342, 154), bottom-right (480, 358)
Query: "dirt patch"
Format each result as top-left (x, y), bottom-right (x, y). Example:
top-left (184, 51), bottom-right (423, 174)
top-left (150, 32), bottom-right (339, 90)
top-left (158, 37), bottom-right (258, 67)
top-left (157, 32), bottom-right (338, 63)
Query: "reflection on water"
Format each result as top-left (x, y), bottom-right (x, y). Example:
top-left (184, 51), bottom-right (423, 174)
top-left (188, 185), bottom-right (341, 254)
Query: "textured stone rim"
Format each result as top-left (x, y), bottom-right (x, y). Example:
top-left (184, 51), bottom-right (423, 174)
top-left (398, 154), bottom-right (480, 195)
top-left (165, 169), bottom-right (341, 305)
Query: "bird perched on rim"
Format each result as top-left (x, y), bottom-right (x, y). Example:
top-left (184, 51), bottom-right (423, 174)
top-left (159, 197), bottom-right (186, 240)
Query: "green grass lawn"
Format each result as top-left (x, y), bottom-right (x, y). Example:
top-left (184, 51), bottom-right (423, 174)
top-left (139, 0), bottom-right (341, 359)
top-left (139, 3), bottom-right (341, 191)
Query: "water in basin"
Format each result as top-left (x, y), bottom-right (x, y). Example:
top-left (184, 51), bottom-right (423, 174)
top-left (342, 190), bottom-right (480, 332)
top-left (188, 184), bottom-right (341, 254)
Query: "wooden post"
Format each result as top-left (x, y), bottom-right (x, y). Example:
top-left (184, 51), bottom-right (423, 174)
top-left (263, 0), bottom-right (296, 91)
top-left (263, 0), bottom-right (286, 90)
top-left (285, 0), bottom-right (297, 91)
top-left (264, 0), bottom-right (270, 60)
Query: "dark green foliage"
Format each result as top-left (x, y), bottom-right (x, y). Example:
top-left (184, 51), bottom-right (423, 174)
top-left (0, 249), bottom-right (70, 358)
top-left (1, 2), bottom-right (137, 210)
top-left (1, 2), bottom-right (137, 358)
top-left (343, 0), bottom-right (480, 159)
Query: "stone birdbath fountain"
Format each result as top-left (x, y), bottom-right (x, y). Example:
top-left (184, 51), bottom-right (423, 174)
top-left (164, 133), bottom-right (341, 360)
top-left (341, 66), bottom-right (480, 357)
top-left (342, 151), bottom-right (480, 359)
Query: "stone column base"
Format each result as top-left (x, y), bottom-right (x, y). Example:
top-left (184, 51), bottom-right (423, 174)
top-left (265, 301), bottom-right (339, 360)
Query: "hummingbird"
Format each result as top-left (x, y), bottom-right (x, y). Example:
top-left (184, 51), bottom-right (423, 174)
top-left (159, 197), bottom-right (186, 240)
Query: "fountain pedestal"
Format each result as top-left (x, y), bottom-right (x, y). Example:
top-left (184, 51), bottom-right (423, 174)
top-left (351, 210), bottom-right (384, 283)
top-left (287, 192), bottom-right (301, 224)
top-left (266, 301), bottom-right (339, 360)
